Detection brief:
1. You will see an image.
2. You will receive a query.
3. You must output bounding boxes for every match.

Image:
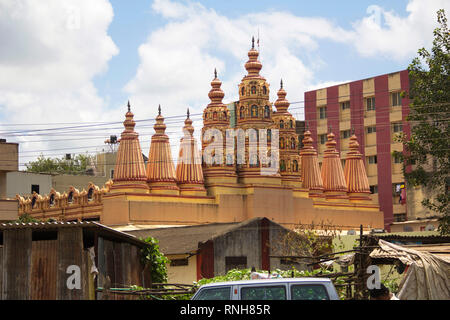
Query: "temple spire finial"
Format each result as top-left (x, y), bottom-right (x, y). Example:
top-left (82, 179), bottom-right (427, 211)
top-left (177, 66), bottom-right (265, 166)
top-left (158, 104), bottom-right (161, 116)
top-left (280, 78), bottom-right (283, 89)
top-left (252, 36), bottom-right (255, 49)
top-left (127, 100), bottom-right (131, 112)
top-left (214, 68), bottom-right (217, 79)
top-left (187, 107), bottom-right (190, 119)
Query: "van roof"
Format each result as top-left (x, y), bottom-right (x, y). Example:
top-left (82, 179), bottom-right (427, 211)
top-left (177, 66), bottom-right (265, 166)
top-left (197, 277), bottom-right (332, 288)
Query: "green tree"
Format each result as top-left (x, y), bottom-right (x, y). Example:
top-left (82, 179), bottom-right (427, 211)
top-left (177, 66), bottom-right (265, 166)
top-left (396, 9), bottom-right (450, 235)
top-left (140, 237), bottom-right (170, 283)
top-left (25, 153), bottom-right (94, 174)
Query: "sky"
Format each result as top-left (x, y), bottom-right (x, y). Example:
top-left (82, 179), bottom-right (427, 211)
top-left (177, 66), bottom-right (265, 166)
top-left (0, 0), bottom-right (448, 170)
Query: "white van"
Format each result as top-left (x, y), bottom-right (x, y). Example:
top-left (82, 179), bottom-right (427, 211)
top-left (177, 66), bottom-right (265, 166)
top-left (191, 278), bottom-right (340, 300)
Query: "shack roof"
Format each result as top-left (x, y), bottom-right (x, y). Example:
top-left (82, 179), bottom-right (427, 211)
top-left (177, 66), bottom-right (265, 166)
top-left (125, 217), bottom-right (286, 255)
top-left (0, 221), bottom-right (148, 248)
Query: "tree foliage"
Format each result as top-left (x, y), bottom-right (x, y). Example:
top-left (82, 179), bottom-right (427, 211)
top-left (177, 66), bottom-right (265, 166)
top-left (140, 236), bottom-right (170, 284)
top-left (396, 9), bottom-right (450, 235)
top-left (25, 153), bottom-right (94, 174)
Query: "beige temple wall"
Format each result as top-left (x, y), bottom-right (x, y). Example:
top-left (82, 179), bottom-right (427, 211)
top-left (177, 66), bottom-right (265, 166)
top-left (100, 187), bottom-right (384, 231)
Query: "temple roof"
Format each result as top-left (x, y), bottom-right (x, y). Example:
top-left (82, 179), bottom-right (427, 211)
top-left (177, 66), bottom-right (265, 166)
top-left (147, 106), bottom-right (177, 183)
top-left (321, 131), bottom-right (347, 192)
top-left (203, 69), bottom-right (229, 127)
top-left (300, 130), bottom-right (324, 190)
top-left (344, 133), bottom-right (370, 194)
top-left (176, 109), bottom-right (205, 186)
top-left (274, 79), bottom-right (290, 114)
top-left (112, 101), bottom-right (147, 183)
top-left (243, 37), bottom-right (264, 80)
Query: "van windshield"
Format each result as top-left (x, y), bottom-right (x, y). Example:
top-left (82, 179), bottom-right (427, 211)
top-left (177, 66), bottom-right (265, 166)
top-left (241, 285), bottom-right (286, 300)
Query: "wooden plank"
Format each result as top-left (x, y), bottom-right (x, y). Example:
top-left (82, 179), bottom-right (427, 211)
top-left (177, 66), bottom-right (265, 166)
top-left (130, 245), bottom-right (142, 288)
top-left (57, 227), bottom-right (83, 300)
top-left (3, 229), bottom-right (32, 300)
top-left (0, 246), bottom-right (3, 300)
top-left (104, 239), bottom-right (116, 299)
top-left (113, 242), bottom-right (125, 300)
top-left (30, 240), bottom-right (57, 300)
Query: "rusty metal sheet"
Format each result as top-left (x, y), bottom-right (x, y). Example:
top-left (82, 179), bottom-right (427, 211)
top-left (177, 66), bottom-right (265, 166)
top-left (3, 229), bottom-right (32, 300)
top-left (30, 240), bottom-right (57, 300)
top-left (57, 227), bottom-right (83, 300)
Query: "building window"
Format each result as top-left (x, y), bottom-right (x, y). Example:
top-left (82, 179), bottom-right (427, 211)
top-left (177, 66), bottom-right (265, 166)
top-left (289, 120), bottom-right (293, 128)
top-left (365, 97), bottom-right (376, 111)
top-left (391, 92), bottom-right (402, 106)
top-left (370, 185), bottom-right (378, 194)
top-left (225, 256), bottom-right (247, 272)
top-left (318, 106), bottom-right (327, 119)
top-left (280, 120), bottom-right (284, 129)
top-left (251, 86), bottom-right (256, 94)
top-left (251, 105), bottom-right (258, 117)
top-left (393, 154), bottom-right (403, 164)
top-left (170, 258), bottom-right (189, 267)
top-left (280, 160), bottom-right (286, 172)
top-left (293, 160), bottom-right (298, 172)
top-left (240, 107), bottom-right (245, 119)
top-left (263, 86), bottom-right (267, 95)
top-left (291, 138), bottom-right (296, 149)
top-left (366, 126), bottom-right (376, 134)
top-left (264, 105), bottom-right (270, 118)
top-left (368, 155), bottom-right (377, 164)
top-left (319, 134), bottom-right (327, 145)
top-left (341, 130), bottom-right (351, 139)
top-left (31, 184), bottom-right (40, 194)
top-left (393, 122), bottom-right (403, 133)
top-left (213, 111), bottom-right (218, 120)
top-left (241, 86), bottom-right (245, 96)
top-left (340, 101), bottom-right (350, 110)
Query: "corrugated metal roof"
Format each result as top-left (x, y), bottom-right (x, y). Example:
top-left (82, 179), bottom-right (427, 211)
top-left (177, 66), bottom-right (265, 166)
top-left (0, 221), bottom-right (148, 248)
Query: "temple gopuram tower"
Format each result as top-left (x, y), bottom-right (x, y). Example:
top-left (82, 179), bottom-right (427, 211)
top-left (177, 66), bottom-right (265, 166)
top-left (176, 109), bottom-right (207, 196)
top-left (300, 129), bottom-right (324, 198)
top-left (110, 101), bottom-right (149, 193)
top-left (235, 37), bottom-right (280, 185)
top-left (272, 80), bottom-right (301, 187)
top-left (320, 131), bottom-right (348, 201)
top-left (201, 69), bottom-right (238, 193)
top-left (344, 133), bottom-right (371, 202)
top-left (147, 106), bottom-right (180, 195)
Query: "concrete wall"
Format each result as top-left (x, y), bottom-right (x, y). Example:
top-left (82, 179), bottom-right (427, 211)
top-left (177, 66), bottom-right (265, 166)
top-left (213, 219), bottom-right (262, 276)
top-left (166, 254), bottom-right (197, 285)
top-left (0, 142), bottom-right (18, 172)
top-left (0, 199), bottom-right (18, 221)
top-left (52, 174), bottom-right (109, 194)
top-left (5, 171), bottom-right (52, 198)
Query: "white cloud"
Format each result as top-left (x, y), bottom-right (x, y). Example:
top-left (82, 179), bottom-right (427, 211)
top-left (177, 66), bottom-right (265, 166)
top-left (0, 0), bottom-right (118, 167)
top-left (351, 0), bottom-right (450, 60)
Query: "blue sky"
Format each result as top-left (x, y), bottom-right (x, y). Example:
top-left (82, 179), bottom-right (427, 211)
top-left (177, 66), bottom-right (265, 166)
top-left (0, 0), bottom-right (448, 167)
top-left (96, 0), bottom-right (414, 110)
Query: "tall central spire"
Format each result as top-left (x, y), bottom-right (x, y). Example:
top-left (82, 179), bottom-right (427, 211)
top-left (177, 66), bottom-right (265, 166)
top-left (244, 37), bottom-right (263, 79)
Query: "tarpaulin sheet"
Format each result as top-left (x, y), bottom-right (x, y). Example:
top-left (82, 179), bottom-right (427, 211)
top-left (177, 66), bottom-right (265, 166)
top-left (370, 239), bottom-right (450, 300)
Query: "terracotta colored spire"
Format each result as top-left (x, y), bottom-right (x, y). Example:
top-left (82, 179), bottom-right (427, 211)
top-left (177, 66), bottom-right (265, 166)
top-left (274, 79), bottom-right (290, 113)
top-left (110, 102), bottom-right (149, 193)
top-left (321, 132), bottom-right (348, 196)
top-left (244, 37), bottom-right (263, 79)
top-left (203, 69), bottom-right (229, 127)
top-left (176, 109), bottom-right (207, 196)
top-left (300, 130), bottom-right (323, 194)
top-left (344, 133), bottom-right (371, 201)
top-left (147, 106), bottom-right (179, 195)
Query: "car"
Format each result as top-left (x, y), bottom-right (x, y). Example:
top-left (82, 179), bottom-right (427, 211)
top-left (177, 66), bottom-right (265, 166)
top-left (191, 277), bottom-right (340, 300)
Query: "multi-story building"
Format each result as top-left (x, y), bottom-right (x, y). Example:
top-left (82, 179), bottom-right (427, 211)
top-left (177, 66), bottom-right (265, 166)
top-left (305, 70), bottom-right (411, 231)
